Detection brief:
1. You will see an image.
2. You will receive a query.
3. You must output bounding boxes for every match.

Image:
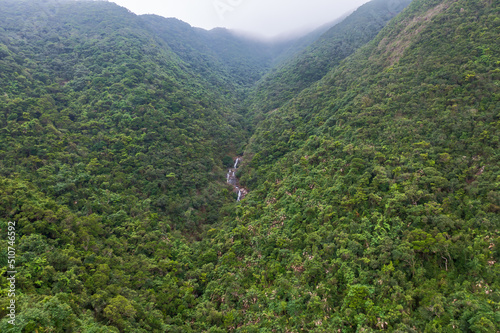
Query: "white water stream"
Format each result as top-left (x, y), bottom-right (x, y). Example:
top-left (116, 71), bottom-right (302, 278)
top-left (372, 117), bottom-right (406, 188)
top-left (226, 156), bottom-right (247, 201)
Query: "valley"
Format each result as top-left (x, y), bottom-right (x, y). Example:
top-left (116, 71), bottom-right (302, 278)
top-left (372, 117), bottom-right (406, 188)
top-left (0, 0), bottom-right (499, 332)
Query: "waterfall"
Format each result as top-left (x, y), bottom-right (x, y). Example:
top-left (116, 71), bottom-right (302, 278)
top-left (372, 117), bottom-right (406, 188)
top-left (225, 156), bottom-right (247, 202)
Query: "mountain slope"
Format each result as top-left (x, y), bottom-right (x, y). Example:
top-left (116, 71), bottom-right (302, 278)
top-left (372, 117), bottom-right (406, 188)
top-left (209, 0), bottom-right (499, 331)
top-left (0, 1), bottom-right (255, 329)
top-left (246, 0), bottom-right (413, 120)
top-left (140, 15), bottom-right (336, 101)
top-left (0, 0), bottom-right (251, 227)
top-left (141, 16), bottom-right (277, 92)
top-left (0, 0), bottom-right (498, 332)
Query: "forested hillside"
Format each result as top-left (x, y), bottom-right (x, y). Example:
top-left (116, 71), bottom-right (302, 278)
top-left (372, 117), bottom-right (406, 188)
top-left (0, 0), bottom-right (258, 330)
top-left (141, 16), bottom-right (289, 98)
top-left (246, 0), bottom-right (413, 120)
top-left (0, 0), bottom-right (253, 230)
top-left (1, 0), bottom-right (499, 332)
top-left (234, 0), bottom-right (499, 331)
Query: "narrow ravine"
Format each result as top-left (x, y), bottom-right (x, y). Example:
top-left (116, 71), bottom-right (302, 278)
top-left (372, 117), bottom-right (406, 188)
top-left (226, 157), bottom-right (248, 201)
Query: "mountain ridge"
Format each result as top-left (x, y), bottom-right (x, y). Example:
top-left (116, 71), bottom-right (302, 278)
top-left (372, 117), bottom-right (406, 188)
top-left (244, 0), bottom-right (413, 125)
top-left (232, 0), bottom-right (498, 330)
top-left (0, 0), bottom-right (499, 331)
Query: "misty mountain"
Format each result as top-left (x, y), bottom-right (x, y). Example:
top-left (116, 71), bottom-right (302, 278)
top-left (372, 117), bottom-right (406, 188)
top-left (246, 0), bottom-right (413, 119)
top-left (0, 0), bottom-right (498, 332)
top-left (140, 14), bottom-right (343, 97)
top-left (141, 16), bottom-right (274, 91)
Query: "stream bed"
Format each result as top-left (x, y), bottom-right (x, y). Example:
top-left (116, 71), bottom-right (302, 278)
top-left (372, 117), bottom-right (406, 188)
top-left (227, 157), bottom-right (248, 201)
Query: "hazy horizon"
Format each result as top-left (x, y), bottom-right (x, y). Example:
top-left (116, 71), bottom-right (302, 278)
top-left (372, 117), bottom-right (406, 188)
top-left (109, 0), bottom-right (371, 38)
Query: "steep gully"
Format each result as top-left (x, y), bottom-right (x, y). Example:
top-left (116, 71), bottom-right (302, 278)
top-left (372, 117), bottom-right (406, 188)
top-left (227, 157), bottom-right (248, 201)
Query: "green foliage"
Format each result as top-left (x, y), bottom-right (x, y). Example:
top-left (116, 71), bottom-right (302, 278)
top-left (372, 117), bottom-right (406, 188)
top-left (1, 0), bottom-right (500, 331)
top-left (246, 0), bottom-right (412, 119)
top-left (0, 0), bottom-right (248, 230)
top-left (217, 0), bottom-right (499, 331)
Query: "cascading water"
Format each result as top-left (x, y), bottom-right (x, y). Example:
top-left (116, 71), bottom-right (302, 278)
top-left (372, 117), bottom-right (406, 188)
top-left (226, 156), bottom-right (247, 201)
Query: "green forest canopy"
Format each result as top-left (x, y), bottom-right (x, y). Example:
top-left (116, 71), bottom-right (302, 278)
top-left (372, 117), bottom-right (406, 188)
top-left (0, 0), bottom-right (499, 332)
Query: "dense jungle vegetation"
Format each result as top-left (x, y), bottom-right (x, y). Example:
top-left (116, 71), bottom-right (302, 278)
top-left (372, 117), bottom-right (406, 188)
top-left (0, 0), bottom-right (499, 332)
top-left (246, 0), bottom-right (413, 120)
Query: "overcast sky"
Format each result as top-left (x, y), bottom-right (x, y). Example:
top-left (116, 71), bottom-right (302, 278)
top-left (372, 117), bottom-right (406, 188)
top-left (109, 0), bottom-right (371, 38)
